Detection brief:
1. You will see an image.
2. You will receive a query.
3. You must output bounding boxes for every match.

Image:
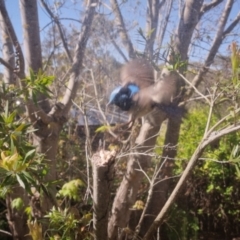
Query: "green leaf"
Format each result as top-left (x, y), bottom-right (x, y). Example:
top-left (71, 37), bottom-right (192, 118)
top-left (23, 149), bottom-right (36, 163)
top-left (16, 174), bottom-right (26, 189)
top-left (11, 197), bottom-right (24, 211)
top-left (95, 125), bottom-right (111, 133)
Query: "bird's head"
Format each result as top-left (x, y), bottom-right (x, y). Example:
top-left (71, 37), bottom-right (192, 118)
top-left (108, 83), bottom-right (140, 111)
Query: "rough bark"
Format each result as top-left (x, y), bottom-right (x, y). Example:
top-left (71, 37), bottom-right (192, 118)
top-left (92, 150), bottom-right (116, 240)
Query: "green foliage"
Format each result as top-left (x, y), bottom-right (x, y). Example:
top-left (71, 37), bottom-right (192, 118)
top-left (168, 105), bottom-right (240, 238)
top-left (45, 206), bottom-right (86, 240)
top-left (11, 197), bottom-right (24, 211)
top-left (230, 42), bottom-right (240, 85)
top-left (137, 27), bottom-right (155, 42)
top-left (22, 70), bottom-right (54, 104)
top-left (57, 179), bottom-right (85, 201)
top-left (95, 125), bottom-right (112, 133)
top-left (166, 204), bottom-right (199, 240)
top-left (0, 96), bottom-right (47, 197)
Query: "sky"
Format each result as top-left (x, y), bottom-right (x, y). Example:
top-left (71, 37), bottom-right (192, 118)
top-left (2, 0), bottom-right (240, 66)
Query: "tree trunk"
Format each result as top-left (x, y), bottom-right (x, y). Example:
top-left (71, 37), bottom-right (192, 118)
top-left (0, 5), bottom-right (15, 85)
top-left (19, 0), bottom-right (51, 113)
top-left (108, 112), bottom-right (166, 239)
top-left (92, 150), bottom-right (116, 240)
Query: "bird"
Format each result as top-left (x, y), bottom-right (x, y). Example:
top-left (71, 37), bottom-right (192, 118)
top-left (108, 84), bottom-right (140, 111)
top-left (108, 59), bottom-right (182, 127)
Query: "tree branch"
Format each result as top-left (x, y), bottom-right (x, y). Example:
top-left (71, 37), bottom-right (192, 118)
top-left (156, 0), bottom-right (173, 60)
top-left (145, 0), bottom-right (166, 58)
top-left (0, 57), bottom-right (15, 73)
top-left (186, 0), bottom-right (236, 98)
top-left (109, 36), bottom-right (128, 62)
top-left (223, 11), bottom-right (240, 36)
top-left (200, 0), bottom-right (224, 17)
top-left (62, 0), bottom-right (97, 115)
top-left (39, 0), bottom-right (73, 63)
top-left (110, 0), bottom-right (135, 59)
top-left (0, 0), bottom-right (25, 79)
top-left (174, 0), bottom-right (204, 61)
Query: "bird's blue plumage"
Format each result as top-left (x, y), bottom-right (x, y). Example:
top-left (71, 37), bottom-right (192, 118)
top-left (127, 84), bottom-right (140, 97)
top-left (108, 83), bottom-right (183, 118)
top-left (108, 84), bottom-right (140, 111)
top-left (109, 86), bottom-right (122, 104)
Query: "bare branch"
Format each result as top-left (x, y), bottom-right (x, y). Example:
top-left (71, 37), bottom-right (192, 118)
top-left (109, 36), bottom-right (128, 62)
top-left (200, 0), bottom-right (224, 17)
top-left (223, 11), bottom-right (240, 36)
top-left (186, 0), bottom-right (236, 98)
top-left (62, 0), bottom-right (97, 115)
top-left (145, 0), bottom-right (166, 58)
top-left (0, 229), bottom-right (12, 236)
top-left (110, 0), bottom-right (135, 59)
top-left (177, 71), bottom-right (211, 105)
top-left (0, 57), bottom-right (15, 73)
top-left (204, 0), bottom-right (233, 66)
top-left (156, 0), bottom-right (173, 59)
top-left (39, 0), bottom-right (73, 63)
